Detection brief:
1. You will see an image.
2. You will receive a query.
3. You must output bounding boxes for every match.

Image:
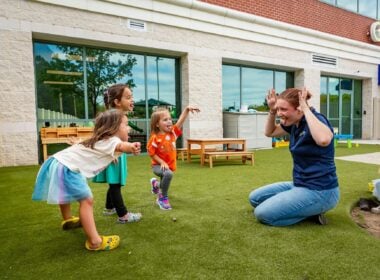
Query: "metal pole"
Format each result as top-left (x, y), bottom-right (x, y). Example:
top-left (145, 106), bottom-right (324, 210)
top-left (156, 57), bottom-right (160, 103)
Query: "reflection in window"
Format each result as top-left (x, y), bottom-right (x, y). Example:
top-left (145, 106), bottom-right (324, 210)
top-left (242, 68), bottom-right (273, 111)
top-left (34, 43), bottom-right (85, 126)
top-left (222, 65), bottom-right (240, 111)
top-left (340, 79), bottom-right (353, 134)
top-left (144, 57), bottom-right (177, 118)
top-left (85, 48), bottom-right (137, 118)
top-left (320, 77), bottom-right (328, 116)
top-left (359, 0), bottom-right (377, 18)
top-left (320, 0), bottom-right (336, 4)
top-left (33, 41), bottom-right (179, 156)
top-left (353, 80), bottom-right (362, 137)
top-left (322, 0), bottom-right (380, 19)
top-left (337, 0), bottom-right (358, 12)
top-left (321, 76), bottom-right (362, 138)
top-left (328, 77), bottom-right (340, 119)
top-left (222, 64), bottom-right (294, 112)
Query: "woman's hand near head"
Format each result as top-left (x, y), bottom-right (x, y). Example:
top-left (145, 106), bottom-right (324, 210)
top-left (265, 88), bottom-right (287, 137)
top-left (297, 87), bottom-right (309, 112)
top-left (266, 89), bottom-right (277, 112)
top-left (299, 87), bottom-right (333, 147)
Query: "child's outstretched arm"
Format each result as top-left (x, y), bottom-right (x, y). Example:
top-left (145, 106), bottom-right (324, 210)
top-left (116, 142), bottom-right (141, 155)
top-left (175, 106), bottom-right (200, 128)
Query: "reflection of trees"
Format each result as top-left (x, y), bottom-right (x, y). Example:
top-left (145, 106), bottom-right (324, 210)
top-left (246, 97), bottom-right (268, 112)
top-left (35, 45), bottom-right (137, 118)
top-left (58, 46), bottom-right (137, 115)
top-left (252, 97), bottom-right (269, 111)
top-left (35, 54), bottom-right (84, 117)
top-left (134, 98), bottom-right (174, 118)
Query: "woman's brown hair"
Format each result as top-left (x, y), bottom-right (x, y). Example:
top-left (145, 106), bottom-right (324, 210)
top-left (278, 88), bottom-right (312, 109)
top-left (82, 110), bottom-right (125, 149)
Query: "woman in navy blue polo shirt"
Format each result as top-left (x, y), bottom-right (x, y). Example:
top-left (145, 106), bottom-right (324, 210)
top-left (248, 87), bottom-right (339, 226)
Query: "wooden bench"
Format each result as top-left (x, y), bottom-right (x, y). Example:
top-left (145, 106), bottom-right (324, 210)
top-left (40, 127), bottom-right (93, 161)
top-left (176, 148), bottom-right (188, 161)
top-left (176, 148), bottom-right (217, 161)
top-left (203, 151), bottom-right (254, 168)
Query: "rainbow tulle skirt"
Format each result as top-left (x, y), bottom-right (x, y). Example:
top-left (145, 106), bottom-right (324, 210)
top-left (32, 157), bottom-right (92, 204)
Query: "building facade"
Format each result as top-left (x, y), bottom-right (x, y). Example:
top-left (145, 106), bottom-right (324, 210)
top-left (1, 0), bottom-right (380, 167)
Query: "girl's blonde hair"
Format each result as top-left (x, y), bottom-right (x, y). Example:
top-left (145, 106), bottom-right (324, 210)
top-left (150, 107), bottom-right (170, 135)
top-left (82, 110), bottom-right (125, 149)
top-left (278, 88), bottom-right (312, 109)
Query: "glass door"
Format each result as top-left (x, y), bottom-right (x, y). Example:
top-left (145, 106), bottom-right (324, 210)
top-left (339, 79), bottom-right (353, 134)
top-left (320, 76), bottom-right (362, 138)
top-left (328, 77), bottom-right (340, 131)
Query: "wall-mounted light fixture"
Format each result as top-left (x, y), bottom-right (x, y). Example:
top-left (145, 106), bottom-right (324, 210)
top-left (370, 21), bottom-right (380, 42)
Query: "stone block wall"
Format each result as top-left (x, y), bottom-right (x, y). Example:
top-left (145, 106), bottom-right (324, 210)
top-left (0, 28), bottom-right (37, 166)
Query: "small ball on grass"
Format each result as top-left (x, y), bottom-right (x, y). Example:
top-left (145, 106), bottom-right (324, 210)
top-left (172, 217), bottom-right (177, 222)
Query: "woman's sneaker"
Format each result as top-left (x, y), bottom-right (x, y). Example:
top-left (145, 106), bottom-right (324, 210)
top-left (308, 213), bottom-right (328, 225)
top-left (117, 212), bottom-right (142, 224)
top-left (103, 208), bottom-right (116, 216)
top-left (156, 195), bottom-right (172, 210)
top-left (150, 178), bottom-right (160, 194)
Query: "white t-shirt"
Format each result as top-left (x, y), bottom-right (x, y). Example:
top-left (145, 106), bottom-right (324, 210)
top-left (54, 136), bottom-right (122, 178)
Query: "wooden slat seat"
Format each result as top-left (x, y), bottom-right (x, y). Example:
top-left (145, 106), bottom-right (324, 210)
top-left (176, 148), bottom-right (218, 161)
top-left (40, 127), bottom-right (93, 161)
top-left (203, 151), bottom-right (254, 168)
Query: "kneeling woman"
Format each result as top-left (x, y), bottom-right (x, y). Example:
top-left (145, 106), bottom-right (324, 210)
top-left (249, 87), bottom-right (339, 226)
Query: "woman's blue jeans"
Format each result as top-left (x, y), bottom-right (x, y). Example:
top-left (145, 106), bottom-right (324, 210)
top-left (248, 181), bottom-right (339, 226)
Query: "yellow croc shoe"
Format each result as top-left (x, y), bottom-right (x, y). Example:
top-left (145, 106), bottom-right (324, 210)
top-left (85, 235), bottom-right (120, 251)
top-left (61, 216), bottom-right (82, 230)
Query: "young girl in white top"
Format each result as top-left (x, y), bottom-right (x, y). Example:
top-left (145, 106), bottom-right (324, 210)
top-left (32, 110), bottom-right (141, 251)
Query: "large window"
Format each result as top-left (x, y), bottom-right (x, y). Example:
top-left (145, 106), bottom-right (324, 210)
top-left (337, 0), bottom-right (357, 12)
top-left (222, 64), bottom-right (294, 112)
top-left (321, 0), bottom-right (380, 19)
top-left (359, 0), bottom-right (378, 18)
top-left (320, 76), bottom-right (362, 138)
top-left (33, 41), bottom-right (179, 156)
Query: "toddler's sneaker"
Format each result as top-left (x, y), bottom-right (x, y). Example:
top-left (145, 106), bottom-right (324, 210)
top-left (150, 177), bottom-right (160, 194)
top-left (117, 212), bottom-right (142, 224)
top-left (103, 208), bottom-right (117, 216)
top-left (156, 195), bottom-right (172, 210)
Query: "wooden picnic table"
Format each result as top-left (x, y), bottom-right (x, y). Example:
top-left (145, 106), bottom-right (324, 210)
top-left (186, 138), bottom-right (247, 166)
top-left (40, 127), bottom-right (93, 161)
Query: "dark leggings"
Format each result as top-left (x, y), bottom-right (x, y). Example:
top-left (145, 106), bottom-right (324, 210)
top-left (105, 184), bottom-right (127, 217)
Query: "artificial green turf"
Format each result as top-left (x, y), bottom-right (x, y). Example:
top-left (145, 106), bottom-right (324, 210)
top-left (0, 144), bottom-right (379, 279)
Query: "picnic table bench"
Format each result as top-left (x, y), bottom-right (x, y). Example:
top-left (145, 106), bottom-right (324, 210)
top-left (40, 127), bottom-right (93, 161)
top-left (187, 138), bottom-right (247, 166)
top-left (203, 151), bottom-right (255, 168)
